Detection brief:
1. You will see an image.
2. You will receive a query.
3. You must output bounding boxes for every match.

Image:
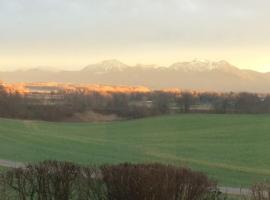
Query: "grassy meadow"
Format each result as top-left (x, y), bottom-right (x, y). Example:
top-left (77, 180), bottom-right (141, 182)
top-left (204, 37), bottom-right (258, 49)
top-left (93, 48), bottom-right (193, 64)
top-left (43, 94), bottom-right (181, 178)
top-left (0, 114), bottom-right (269, 186)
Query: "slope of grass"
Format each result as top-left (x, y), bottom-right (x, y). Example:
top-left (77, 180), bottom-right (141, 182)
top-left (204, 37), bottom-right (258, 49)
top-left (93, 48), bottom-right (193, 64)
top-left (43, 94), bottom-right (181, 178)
top-left (0, 114), bottom-right (269, 186)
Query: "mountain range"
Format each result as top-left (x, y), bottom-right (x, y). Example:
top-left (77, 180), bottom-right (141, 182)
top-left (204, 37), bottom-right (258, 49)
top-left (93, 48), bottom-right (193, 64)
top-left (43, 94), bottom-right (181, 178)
top-left (1, 59), bottom-right (270, 92)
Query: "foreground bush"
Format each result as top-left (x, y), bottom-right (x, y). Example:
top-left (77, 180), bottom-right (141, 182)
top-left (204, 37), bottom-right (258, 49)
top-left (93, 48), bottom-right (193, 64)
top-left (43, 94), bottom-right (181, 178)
top-left (101, 163), bottom-right (216, 200)
top-left (0, 161), bottom-right (221, 200)
top-left (0, 161), bottom-right (106, 200)
top-left (250, 181), bottom-right (270, 200)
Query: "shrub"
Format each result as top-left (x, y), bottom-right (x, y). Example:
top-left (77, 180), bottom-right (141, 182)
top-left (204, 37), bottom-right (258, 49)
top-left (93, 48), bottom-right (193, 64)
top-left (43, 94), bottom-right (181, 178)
top-left (0, 173), bottom-right (8, 200)
top-left (101, 163), bottom-right (216, 200)
top-left (250, 181), bottom-right (270, 200)
top-left (1, 161), bottom-right (105, 200)
top-left (0, 161), bottom-right (221, 200)
top-left (77, 166), bottom-right (107, 200)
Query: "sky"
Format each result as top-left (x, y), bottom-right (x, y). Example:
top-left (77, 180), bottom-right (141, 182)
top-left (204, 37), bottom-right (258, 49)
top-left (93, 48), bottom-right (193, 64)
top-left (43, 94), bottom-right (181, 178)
top-left (0, 0), bottom-right (270, 72)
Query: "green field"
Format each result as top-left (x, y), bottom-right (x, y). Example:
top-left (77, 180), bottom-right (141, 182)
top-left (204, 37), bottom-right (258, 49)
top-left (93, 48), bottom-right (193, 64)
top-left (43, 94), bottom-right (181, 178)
top-left (0, 114), bottom-right (269, 186)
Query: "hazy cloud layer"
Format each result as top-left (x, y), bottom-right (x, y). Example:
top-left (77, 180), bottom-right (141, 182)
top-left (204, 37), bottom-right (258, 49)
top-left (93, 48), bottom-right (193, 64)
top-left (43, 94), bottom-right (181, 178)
top-left (0, 0), bottom-right (270, 70)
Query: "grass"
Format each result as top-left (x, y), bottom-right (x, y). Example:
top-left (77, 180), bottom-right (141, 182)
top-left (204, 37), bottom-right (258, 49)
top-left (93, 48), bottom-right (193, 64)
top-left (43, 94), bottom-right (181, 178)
top-left (0, 114), bottom-right (269, 186)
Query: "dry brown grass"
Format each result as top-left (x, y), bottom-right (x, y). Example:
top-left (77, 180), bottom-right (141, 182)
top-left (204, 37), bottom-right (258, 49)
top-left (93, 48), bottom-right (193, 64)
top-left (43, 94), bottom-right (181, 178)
top-left (63, 111), bottom-right (122, 122)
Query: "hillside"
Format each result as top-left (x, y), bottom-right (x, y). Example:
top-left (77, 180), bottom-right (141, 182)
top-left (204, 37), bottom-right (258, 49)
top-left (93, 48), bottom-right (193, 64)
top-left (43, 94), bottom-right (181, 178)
top-left (1, 60), bottom-right (270, 92)
top-left (0, 114), bottom-right (269, 186)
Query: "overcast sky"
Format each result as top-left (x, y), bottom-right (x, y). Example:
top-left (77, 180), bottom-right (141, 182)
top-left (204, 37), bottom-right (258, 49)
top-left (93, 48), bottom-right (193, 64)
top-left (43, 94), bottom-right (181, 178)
top-left (1, 0), bottom-right (270, 71)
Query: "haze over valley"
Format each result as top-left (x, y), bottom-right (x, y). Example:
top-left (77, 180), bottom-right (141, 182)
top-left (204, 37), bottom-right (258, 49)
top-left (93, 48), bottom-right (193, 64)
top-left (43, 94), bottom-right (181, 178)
top-left (1, 59), bottom-right (270, 93)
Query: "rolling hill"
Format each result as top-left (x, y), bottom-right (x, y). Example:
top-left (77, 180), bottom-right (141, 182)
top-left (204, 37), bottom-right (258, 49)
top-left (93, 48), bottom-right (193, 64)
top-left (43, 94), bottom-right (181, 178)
top-left (0, 114), bottom-right (270, 186)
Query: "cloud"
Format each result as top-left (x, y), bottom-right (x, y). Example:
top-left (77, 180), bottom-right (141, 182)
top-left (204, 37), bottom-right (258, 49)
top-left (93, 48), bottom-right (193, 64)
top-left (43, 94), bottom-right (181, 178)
top-left (0, 0), bottom-right (270, 70)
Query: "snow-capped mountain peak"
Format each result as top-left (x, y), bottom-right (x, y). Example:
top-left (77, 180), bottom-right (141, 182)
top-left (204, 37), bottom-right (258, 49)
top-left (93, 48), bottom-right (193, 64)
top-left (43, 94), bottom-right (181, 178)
top-left (83, 59), bottom-right (128, 73)
top-left (98, 60), bottom-right (128, 71)
top-left (170, 59), bottom-right (238, 72)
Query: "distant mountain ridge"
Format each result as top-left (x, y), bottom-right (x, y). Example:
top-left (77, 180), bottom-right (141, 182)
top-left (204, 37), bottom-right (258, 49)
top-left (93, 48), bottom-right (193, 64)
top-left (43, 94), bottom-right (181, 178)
top-left (1, 59), bottom-right (270, 93)
top-left (83, 60), bottom-right (129, 73)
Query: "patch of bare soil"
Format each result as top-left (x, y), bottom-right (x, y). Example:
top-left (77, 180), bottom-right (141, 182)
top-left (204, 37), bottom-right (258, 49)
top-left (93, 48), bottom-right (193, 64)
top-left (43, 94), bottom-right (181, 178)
top-left (63, 111), bottom-right (123, 122)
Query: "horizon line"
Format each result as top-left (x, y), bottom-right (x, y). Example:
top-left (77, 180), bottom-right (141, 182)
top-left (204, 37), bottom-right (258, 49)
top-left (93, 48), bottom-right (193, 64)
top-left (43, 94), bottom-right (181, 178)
top-left (0, 58), bottom-right (269, 73)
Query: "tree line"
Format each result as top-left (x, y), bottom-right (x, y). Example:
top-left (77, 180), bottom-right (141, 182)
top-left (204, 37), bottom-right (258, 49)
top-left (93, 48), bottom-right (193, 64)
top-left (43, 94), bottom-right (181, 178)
top-left (1, 85), bottom-right (270, 121)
